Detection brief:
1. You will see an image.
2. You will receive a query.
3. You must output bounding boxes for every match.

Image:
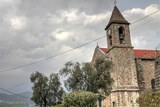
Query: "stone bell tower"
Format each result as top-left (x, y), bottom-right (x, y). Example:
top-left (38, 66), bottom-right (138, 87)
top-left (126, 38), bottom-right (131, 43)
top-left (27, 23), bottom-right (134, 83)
top-left (105, 6), bottom-right (139, 107)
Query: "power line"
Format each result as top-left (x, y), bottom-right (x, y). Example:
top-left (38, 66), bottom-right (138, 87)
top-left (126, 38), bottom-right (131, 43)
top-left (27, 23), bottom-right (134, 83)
top-left (0, 88), bottom-right (30, 100)
top-left (2, 48), bottom-right (92, 92)
top-left (8, 82), bottom-right (27, 90)
top-left (0, 36), bottom-right (104, 72)
top-left (131, 16), bottom-right (154, 32)
top-left (131, 9), bottom-right (160, 25)
top-left (0, 9), bottom-right (159, 73)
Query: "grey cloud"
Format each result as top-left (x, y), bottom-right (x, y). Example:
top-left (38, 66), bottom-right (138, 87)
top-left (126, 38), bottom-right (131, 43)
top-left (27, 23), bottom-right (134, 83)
top-left (18, 0), bottom-right (112, 16)
top-left (123, 4), bottom-right (160, 49)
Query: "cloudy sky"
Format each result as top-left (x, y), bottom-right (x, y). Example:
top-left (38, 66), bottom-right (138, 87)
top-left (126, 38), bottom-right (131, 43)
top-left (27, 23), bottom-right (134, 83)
top-left (0, 0), bottom-right (160, 94)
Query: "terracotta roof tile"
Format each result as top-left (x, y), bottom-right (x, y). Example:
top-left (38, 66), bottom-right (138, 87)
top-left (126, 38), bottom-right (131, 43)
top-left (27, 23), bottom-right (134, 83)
top-left (99, 48), bottom-right (108, 53)
top-left (99, 48), bottom-right (157, 59)
top-left (134, 49), bottom-right (156, 59)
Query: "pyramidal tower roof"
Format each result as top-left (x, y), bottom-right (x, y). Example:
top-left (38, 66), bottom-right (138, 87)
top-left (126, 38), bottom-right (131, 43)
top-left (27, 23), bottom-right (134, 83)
top-left (105, 6), bottom-right (129, 30)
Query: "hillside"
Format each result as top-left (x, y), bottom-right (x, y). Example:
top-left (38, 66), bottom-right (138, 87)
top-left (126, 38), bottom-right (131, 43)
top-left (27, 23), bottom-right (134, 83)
top-left (0, 91), bottom-right (32, 103)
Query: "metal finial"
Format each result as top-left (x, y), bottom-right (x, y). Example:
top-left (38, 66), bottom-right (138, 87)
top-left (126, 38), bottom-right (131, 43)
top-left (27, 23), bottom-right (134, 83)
top-left (96, 42), bottom-right (99, 48)
top-left (114, 0), bottom-right (117, 6)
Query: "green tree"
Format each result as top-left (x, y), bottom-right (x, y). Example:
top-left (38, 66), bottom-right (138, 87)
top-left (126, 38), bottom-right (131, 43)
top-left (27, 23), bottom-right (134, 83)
top-left (30, 71), bottom-right (64, 107)
top-left (60, 57), bottom-right (113, 95)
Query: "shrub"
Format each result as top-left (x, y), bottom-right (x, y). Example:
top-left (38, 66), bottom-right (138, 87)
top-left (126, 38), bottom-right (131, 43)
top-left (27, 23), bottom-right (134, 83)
top-left (63, 91), bottom-right (98, 107)
top-left (53, 104), bottom-right (64, 107)
top-left (139, 90), bottom-right (160, 107)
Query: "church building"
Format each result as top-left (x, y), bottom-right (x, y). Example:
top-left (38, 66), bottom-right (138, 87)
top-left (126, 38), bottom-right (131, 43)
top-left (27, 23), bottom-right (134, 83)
top-left (92, 6), bottom-right (157, 107)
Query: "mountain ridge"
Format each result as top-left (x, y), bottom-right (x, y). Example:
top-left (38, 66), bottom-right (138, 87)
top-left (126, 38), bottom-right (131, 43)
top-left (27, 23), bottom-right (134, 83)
top-left (0, 91), bottom-right (32, 103)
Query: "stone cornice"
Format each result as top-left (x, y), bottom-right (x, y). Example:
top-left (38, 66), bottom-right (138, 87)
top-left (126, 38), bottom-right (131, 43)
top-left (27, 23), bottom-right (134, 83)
top-left (107, 45), bottom-right (134, 53)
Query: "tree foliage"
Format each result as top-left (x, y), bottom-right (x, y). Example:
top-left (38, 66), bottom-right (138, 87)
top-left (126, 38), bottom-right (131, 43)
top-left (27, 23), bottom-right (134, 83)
top-left (63, 91), bottom-right (98, 107)
top-left (30, 71), bottom-right (64, 107)
top-left (60, 57), bottom-right (113, 95)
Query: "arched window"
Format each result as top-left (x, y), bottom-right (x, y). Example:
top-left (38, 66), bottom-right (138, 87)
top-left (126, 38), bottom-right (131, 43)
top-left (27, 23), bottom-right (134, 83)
top-left (108, 29), bottom-right (112, 46)
top-left (119, 27), bottom-right (125, 44)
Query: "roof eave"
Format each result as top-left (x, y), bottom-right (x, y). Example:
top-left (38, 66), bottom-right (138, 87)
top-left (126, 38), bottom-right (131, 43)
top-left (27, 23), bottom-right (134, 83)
top-left (135, 57), bottom-right (156, 60)
top-left (105, 21), bottom-right (130, 30)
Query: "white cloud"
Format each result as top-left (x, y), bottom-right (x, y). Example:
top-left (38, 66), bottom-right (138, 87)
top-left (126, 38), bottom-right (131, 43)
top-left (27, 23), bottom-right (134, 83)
top-left (63, 9), bottom-right (79, 22)
top-left (10, 17), bottom-right (27, 29)
top-left (84, 12), bottom-right (110, 24)
top-left (52, 9), bottom-right (109, 25)
top-left (124, 4), bottom-right (159, 22)
top-left (123, 4), bottom-right (160, 49)
top-left (51, 29), bottom-right (73, 40)
top-left (144, 4), bottom-right (158, 15)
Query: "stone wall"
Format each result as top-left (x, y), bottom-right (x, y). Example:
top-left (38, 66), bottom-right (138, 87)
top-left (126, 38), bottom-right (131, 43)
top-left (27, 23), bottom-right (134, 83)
top-left (108, 48), bottom-right (138, 87)
top-left (92, 47), bottom-right (105, 64)
top-left (141, 59), bottom-right (155, 90)
top-left (135, 59), bottom-right (146, 93)
top-left (136, 59), bottom-right (155, 92)
top-left (103, 91), bottom-right (139, 107)
top-left (106, 24), bottom-right (132, 50)
top-left (155, 57), bottom-right (160, 89)
top-left (102, 96), bottom-right (111, 107)
top-left (106, 47), bottom-right (139, 107)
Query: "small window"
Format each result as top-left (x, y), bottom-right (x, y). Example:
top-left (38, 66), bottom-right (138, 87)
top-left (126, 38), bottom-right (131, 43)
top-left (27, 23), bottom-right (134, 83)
top-left (113, 102), bottom-right (116, 107)
top-left (119, 27), bottom-right (125, 44)
top-left (151, 79), bottom-right (155, 90)
top-left (108, 29), bottom-right (111, 35)
top-left (109, 35), bottom-right (112, 46)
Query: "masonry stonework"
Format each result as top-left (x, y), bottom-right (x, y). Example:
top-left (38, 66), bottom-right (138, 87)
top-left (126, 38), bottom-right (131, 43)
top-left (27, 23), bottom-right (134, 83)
top-left (135, 59), bottom-right (146, 93)
top-left (155, 57), bottom-right (160, 89)
top-left (141, 60), bottom-right (155, 90)
top-left (104, 6), bottom-right (139, 107)
top-left (92, 6), bottom-right (158, 107)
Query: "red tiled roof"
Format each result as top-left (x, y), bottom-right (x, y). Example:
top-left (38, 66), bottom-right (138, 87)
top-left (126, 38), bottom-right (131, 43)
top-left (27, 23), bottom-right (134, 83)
top-left (99, 48), bottom-right (157, 59)
top-left (134, 49), bottom-right (156, 59)
top-left (99, 48), bottom-right (108, 53)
